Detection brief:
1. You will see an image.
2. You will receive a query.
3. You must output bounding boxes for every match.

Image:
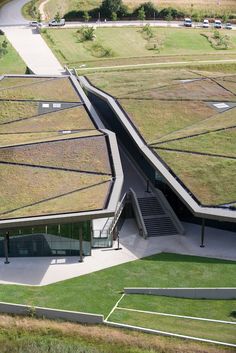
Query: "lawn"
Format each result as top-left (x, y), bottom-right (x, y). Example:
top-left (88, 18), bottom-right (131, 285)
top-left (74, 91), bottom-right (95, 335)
top-left (110, 309), bottom-right (236, 344)
top-left (42, 27), bottom-right (236, 67)
top-left (0, 36), bottom-right (25, 74)
top-left (0, 253), bottom-right (235, 316)
top-left (0, 101), bottom-right (38, 124)
top-left (118, 294), bottom-right (236, 322)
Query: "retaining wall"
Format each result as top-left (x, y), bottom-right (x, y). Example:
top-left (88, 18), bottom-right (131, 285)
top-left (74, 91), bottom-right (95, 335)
top-left (124, 288), bottom-right (236, 299)
top-left (0, 302), bottom-right (104, 324)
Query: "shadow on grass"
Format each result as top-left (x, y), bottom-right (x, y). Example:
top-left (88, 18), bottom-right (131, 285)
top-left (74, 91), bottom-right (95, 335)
top-left (140, 252), bottom-right (236, 265)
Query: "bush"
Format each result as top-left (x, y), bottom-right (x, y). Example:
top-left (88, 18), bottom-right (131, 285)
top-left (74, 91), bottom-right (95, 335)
top-left (134, 2), bottom-right (158, 19)
top-left (158, 7), bottom-right (184, 20)
top-left (77, 26), bottom-right (96, 41)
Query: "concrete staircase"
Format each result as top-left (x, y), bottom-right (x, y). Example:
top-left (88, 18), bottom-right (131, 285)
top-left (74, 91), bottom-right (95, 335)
top-left (134, 191), bottom-right (183, 237)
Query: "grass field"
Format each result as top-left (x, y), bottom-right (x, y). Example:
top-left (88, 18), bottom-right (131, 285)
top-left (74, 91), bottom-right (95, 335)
top-left (0, 253), bottom-right (235, 315)
top-left (110, 308), bottom-right (236, 344)
top-left (0, 253), bottom-right (235, 346)
top-left (0, 36), bottom-right (26, 74)
top-left (0, 315), bottom-right (233, 353)
top-left (42, 27), bottom-right (236, 67)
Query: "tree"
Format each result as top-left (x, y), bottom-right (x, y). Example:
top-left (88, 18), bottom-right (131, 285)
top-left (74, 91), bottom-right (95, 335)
top-left (55, 11), bottom-right (61, 22)
top-left (138, 6), bottom-right (146, 21)
top-left (99, 0), bottom-right (123, 19)
top-left (111, 11), bottom-right (117, 21)
top-left (135, 2), bottom-right (158, 19)
top-left (83, 11), bottom-right (91, 22)
top-left (0, 39), bottom-right (8, 58)
top-left (37, 11), bottom-right (42, 23)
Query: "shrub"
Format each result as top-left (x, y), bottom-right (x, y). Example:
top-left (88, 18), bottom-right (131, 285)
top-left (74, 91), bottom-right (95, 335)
top-left (134, 2), bottom-right (158, 19)
top-left (77, 26), bottom-right (96, 41)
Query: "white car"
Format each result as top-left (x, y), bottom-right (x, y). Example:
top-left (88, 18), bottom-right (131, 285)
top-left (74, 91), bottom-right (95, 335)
top-left (214, 20), bottom-right (222, 29)
top-left (48, 19), bottom-right (65, 26)
top-left (225, 22), bottom-right (233, 30)
top-left (202, 19), bottom-right (209, 28)
top-left (184, 18), bottom-right (192, 27)
top-left (29, 21), bottom-right (42, 27)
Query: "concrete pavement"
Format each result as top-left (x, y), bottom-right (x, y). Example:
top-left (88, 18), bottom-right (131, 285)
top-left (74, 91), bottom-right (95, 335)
top-left (0, 219), bottom-right (235, 286)
top-left (2, 26), bottom-right (64, 75)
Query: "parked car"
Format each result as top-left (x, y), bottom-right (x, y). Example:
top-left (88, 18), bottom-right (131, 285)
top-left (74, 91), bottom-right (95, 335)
top-left (214, 20), bottom-right (222, 29)
top-left (202, 19), bottom-right (209, 28)
top-left (184, 18), bottom-right (192, 27)
top-left (29, 21), bottom-right (42, 27)
top-left (225, 22), bottom-right (233, 30)
top-left (48, 19), bottom-right (65, 26)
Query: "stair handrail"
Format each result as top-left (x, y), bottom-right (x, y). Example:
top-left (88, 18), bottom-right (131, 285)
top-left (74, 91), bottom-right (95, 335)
top-left (154, 189), bottom-right (185, 235)
top-left (107, 192), bottom-right (127, 235)
top-left (129, 188), bottom-right (148, 239)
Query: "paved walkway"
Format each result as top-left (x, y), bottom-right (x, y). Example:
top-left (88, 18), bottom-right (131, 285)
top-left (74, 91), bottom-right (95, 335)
top-left (2, 26), bottom-right (64, 75)
top-left (0, 219), bottom-right (235, 286)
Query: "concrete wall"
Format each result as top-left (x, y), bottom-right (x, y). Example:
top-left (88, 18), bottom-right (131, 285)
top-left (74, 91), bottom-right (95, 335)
top-left (124, 288), bottom-right (236, 299)
top-left (0, 302), bottom-right (103, 324)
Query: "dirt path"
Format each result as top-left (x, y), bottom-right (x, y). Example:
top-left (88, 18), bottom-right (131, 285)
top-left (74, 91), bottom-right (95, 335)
top-left (38, 0), bottom-right (50, 20)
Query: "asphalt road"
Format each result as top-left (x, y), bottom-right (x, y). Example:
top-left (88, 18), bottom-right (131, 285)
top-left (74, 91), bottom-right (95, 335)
top-left (0, 0), bottom-right (28, 25)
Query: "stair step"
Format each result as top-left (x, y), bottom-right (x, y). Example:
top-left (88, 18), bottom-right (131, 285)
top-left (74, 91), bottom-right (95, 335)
top-left (144, 217), bottom-right (178, 236)
top-left (138, 197), bottom-right (165, 216)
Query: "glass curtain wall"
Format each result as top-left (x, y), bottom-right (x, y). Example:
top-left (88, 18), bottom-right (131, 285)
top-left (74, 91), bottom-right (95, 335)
top-left (0, 221), bottom-right (91, 257)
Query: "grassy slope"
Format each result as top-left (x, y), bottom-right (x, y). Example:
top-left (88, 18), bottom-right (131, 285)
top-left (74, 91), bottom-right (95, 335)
top-left (0, 315), bottom-right (233, 353)
top-left (0, 36), bottom-right (25, 74)
top-left (42, 27), bottom-right (236, 66)
top-left (110, 309), bottom-right (236, 344)
top-left (30, 0), bottom-right (236, 19)
top-left (158, 128), bottom-right (236, 157)
top-left (156, 150), bottom-right (236, 205)
top-left (0, 253), bottom-right (235, 316)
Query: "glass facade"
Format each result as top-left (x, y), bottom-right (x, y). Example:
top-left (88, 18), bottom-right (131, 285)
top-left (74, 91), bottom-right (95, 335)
top-left (0, 221), bottom-right (91, 257)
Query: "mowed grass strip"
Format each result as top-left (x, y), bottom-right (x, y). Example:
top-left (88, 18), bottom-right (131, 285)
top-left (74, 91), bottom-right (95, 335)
top-left (0, 136), bottom-right (112, 174)
top-left (119, 99), bottom-right (215, 143)
top-left (0, 101), bottom-right (38, 124)
top-left (0, 77), bottom-right (80, 102)
top-left (0, 105), bottom-right (95, 133)
top-left (110, 309), bottom-right (236, 344)
top-left (157, 128), bottom-right (236, 157)
top-left (0, 253), bottom-right (235, 316)
top-left (156, 150), bottom-right (236, 205)
top-left (119, 294), bottom-right (236, 322)
top-left (0, 37), bottom-right (25, 74)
